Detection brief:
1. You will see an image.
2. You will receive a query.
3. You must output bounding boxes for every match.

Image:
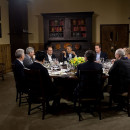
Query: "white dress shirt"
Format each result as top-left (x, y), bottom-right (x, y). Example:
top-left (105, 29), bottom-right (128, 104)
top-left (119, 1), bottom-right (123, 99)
top-left (68, 53), bottom-right (72, 59)
top-left (96, 53), bottom-right (101, 61)
top-left (47, 54), bottom-right (52, 62)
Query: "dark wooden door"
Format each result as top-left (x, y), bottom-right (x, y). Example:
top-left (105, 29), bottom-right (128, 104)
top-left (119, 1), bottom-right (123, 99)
top-left (100, 24), bottom-right (129, 59)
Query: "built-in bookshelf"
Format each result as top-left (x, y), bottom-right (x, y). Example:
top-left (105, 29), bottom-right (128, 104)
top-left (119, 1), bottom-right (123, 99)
top-left (71, 19), bottom-right (86, 38)
top-left (49, 19), bottom-right (64, 38)
top-left (42, 12), bottom-right (93, 43)
top-left (42, 12), bottom-right (93, 60)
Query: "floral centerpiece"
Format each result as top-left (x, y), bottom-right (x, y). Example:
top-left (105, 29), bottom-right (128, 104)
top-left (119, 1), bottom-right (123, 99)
top-left (69, 57), bottom-right (85, 67)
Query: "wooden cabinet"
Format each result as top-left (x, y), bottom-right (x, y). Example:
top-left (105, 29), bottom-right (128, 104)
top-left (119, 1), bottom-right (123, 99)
top-left (71, 19), bottom-right (86, 39)
top-left (42, 12), bottom-right (94, 60)
top-left (43, 12), bottom-right (93, 42)
top-left (49, 19), bottom-right (65, 39)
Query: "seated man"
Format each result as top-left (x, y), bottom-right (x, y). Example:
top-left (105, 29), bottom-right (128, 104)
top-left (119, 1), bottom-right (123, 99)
top-left (108, 49), bottom-right (130, 97)
top-left (62, 45), bottom-right (77, 62)
top-left (45, 46), bottom-right (56, 62)
top-left (95, 44), bottom-right (108, 62)
top-left (74, 50), bottom-right (103, 97)
top-left (23, 47), bottom-right (35, 68)
top-left (29, 51), bottom-right (59, 108)
top-left (13, 49), bottom-right (25, 84)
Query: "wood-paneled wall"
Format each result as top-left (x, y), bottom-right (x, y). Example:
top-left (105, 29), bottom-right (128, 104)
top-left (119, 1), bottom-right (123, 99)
top-left (0, 44), bottom-right (12, 73)
top-left (29, 43), bottom-right (44, 52)
top-left (0, 43), bottom-right (44, 73)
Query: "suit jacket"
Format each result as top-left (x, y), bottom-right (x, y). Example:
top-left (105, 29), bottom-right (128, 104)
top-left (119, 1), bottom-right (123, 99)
top-left (13, 59), bottom-right (25, 84)
top-left (96, 51), bottom-right (108, 61)
top-left (108, 57), bottom-right (130, 93)
top-left (63, 53), bottom-right (75, 62)
top-left (28, 62), bottom-right (54, 97)
top-left (45, 53), bottom-right (56, 62)
top-left (74, 61), bottom-right (103, 97)
top-left (77, 61), bottom-right (103, 78)
top-left (23, 54), bottom-right (33, 68)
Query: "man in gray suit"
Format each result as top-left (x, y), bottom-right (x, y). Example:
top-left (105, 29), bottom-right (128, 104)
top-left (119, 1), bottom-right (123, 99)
top-left (23, 47), bottom-right (35, 68)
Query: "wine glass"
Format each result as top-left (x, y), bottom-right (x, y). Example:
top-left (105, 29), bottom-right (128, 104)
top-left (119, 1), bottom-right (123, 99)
top-left (67, 63), bottom-right (71, 71)
top-left (100, 58), bottom-right (104, 64)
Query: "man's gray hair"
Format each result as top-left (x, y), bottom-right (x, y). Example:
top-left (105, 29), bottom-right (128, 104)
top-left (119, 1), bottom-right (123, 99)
top-left (26, 47), bottom-right (34, 54)
top-left (115, 48), bottom-right (125, 57)
top-left (15, 49), bottom-right (24, 58)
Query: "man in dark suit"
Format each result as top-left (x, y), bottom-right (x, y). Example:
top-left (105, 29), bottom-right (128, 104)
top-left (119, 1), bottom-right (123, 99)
top-left (77, 50), bottom-right (102, 77)
top-left (62, 45), bottom-right (77, 62)
top-left (12, 49), bottom-right (29, 94)
top-left (23, 47), bottom-right (35, 68)
top-left (13, 49), bottom-right (25, 84)
top-left (109, 49), bottom-right (130, 94)
top-left (74, 50), bottom-right (103, 97)
top-left (29, 51), bottom-right (59, 108)
top-left (95, 44), bottom-right (108, 62)
top-left (45, 46), bottom-right (56, 62)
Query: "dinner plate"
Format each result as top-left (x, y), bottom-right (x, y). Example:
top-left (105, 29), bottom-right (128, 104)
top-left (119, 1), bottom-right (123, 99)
top-left (61, 69), bottom-right (67, 72)
top-left (61, 72), bottom-right (67, 75)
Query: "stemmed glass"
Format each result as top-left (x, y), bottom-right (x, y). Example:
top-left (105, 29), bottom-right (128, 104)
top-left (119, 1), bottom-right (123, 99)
top-left (43, 61), bottom-right (50, 68)
top-left (103, 59), bottom-right (112, 75)
top-left (67, 63), bottom-right (72, 71)
top-left (100, 58), bottom-right (104, 64)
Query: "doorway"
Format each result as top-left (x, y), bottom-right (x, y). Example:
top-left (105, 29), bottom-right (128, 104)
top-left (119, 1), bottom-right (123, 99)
top-left (100, 24), bottom-right (129, 59)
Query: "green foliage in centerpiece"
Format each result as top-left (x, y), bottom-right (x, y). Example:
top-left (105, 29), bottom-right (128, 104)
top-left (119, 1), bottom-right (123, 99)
top-left (69, 57), bottom-right (85, 67)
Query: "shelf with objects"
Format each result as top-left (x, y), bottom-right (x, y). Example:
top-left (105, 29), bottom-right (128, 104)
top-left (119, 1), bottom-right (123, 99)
top-left (71, 19), bottom-right (87, 39)
top-left (49, 19), bottom-right (64, 39)
top-left (42, 12), bottom-right (94, 61)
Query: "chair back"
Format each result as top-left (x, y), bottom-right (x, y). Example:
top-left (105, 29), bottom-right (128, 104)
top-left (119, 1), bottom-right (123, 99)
top-left (79, 70), bottom-right (103, 98)
top-left (127, 80), bottom-right (130, 96)
top-left (24, 69), bottom-right (45, 100)
top-left (12, 64), bottom-right (29, 105)
top-left (12, 64), bottom-right (26, 92)
top-left (12, 64), bottom-right (24, 83)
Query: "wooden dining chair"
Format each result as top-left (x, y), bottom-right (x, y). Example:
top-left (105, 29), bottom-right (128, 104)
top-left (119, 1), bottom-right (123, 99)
top-left (109, 80), bottom-right (130, 117)
top-left (24, 68), bottom-right (46, 120)
top-left (74, 70), bottom-right (103, 121)
top-left (12, 64), bottom-right (28, 106)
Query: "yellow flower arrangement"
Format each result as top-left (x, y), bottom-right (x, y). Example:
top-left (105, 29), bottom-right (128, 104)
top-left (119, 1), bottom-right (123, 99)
top-left (69, 57), bottom-right (85, 67)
